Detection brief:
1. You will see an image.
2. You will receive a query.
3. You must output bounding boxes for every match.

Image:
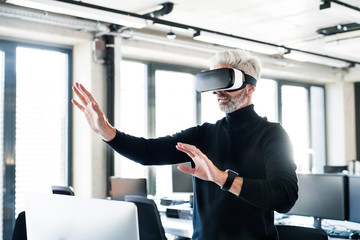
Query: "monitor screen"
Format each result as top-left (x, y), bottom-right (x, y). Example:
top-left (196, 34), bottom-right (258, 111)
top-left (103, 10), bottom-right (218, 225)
top-left (25, 193), bottom-right (139, 240)
top-left (110, 177), bottom-right (147, 201)
top-left (287, 174), bottom-right (348, 225)
top-left (349, 175), bottom-right (360, 223)
top-left (172, 163), bottom-right (193, 193)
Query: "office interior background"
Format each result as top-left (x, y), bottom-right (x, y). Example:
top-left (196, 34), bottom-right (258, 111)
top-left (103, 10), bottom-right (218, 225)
top-left (0, 0), bottom-right (360, 239)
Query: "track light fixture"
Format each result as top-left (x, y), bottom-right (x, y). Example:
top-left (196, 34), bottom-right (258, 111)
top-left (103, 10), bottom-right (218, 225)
top-left (193, 31), bottom-right (286, 55)
top-left (320, 0), bottom-right (360, 24)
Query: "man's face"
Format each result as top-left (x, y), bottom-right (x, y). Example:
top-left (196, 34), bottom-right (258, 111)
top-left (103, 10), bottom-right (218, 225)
top-left (214, 65), bottom-right (250, 113)
top-left (216, 88), bottom-right (249, 114)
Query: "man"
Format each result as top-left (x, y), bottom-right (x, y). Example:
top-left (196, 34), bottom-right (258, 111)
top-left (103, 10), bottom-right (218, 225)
top-left (72, 49), bottom-right (298, 240)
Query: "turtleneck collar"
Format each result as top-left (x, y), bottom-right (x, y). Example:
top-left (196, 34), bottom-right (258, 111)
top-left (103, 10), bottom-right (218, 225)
top-left (225, 104), bottom-right (260, 126)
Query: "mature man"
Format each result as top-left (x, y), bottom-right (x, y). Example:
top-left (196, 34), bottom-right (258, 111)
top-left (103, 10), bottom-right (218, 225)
top-left (72, 49), bottom-right (298, 240)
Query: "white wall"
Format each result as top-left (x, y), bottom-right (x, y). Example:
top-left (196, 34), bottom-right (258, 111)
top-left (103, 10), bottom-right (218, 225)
top-left (326, 81), bottom-right (356, 166)
top-left (72, 41), bottom-right (108, 198)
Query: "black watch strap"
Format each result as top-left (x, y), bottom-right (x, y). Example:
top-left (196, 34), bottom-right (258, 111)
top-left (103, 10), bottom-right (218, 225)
top-left (221, 169), bottom-right (238, 191)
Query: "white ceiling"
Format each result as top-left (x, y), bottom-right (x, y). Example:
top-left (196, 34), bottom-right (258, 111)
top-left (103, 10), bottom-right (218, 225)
top-left (77, 0), bottom-right (360, 65)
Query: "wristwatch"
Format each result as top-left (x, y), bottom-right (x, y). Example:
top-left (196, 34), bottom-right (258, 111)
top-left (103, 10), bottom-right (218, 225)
top-left (221, 169), bottom-right (238, 191)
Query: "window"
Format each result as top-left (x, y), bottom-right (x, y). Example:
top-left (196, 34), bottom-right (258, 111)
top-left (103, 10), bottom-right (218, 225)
top-left (201, 91), bottom-right (224, 124)
top-left (254, 79), bottom-right (326, 173)
top-left (281, 85), bottom-right (310, 172)
top-left (115, 60), bottom-right (147, 178)
top-left (116, 61), bottom-right (200, 196)
top-left (155, 69), bottom-right (196, 196)
top-left (0, 40), bottom-right (71, 240)
top-left (253, 78), bottom-right (278, 122)
top-left (15, 47), bottom-right (69, 214)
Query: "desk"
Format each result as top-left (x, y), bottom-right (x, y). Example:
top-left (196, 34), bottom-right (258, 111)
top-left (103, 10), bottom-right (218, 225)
top-left (161, 213), bottom-right (360, 239)
top-left (161, 213), bottom-right (193, 238)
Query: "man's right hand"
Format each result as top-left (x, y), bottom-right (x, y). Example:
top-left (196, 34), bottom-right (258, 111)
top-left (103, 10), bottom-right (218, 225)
top-left (72, 82), bottom-right (116, 142)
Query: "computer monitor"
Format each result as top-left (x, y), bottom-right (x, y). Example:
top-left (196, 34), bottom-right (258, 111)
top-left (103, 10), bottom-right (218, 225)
top-left (25, 193), bottom-right (139, 240)
top-left (348, 175), bottom-right (360, 223)
top-left (287, 173), bottom-right (348, 229)
top-left (172, 163), bottom-right (193, 193)
top-left (110, 177), bottom-right (147, 201)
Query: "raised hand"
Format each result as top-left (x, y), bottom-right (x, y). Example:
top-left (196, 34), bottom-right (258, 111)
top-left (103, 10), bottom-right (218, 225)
top-left (176, 142), bottom-right (227, 186)
top-left (72, 82), bottom-right (116, 141)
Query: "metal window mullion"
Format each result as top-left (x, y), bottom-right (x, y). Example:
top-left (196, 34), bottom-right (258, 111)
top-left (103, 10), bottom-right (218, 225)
top-left (1, 41), bottom-right (16, 240)
top-left (147, 63), bottom-right (156, 196)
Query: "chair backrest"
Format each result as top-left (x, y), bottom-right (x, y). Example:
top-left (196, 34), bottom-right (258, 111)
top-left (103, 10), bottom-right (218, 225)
top-left (276, 225), bottom-right (328, 240)
top-left (125, 195), bottom-right (167, 240)
top-left (11, 211), bottom-right (27, 240)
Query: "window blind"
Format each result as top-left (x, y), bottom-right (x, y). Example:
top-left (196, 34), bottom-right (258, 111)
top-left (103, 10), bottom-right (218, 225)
top-left (15, 47), bottom-right (68, 215)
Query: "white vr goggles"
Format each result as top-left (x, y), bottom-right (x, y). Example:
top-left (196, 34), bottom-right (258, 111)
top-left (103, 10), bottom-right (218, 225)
top-left (195, 68), bottom-right (257, 92)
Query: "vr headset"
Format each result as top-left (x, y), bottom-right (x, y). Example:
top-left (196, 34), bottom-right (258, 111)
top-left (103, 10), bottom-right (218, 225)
top-left (195, 68), bottom-right (257, 92)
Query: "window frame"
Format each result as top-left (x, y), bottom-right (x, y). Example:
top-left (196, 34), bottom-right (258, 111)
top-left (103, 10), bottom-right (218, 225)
top-left (117, 59), bottom-right (202, 195)
top-left (0, 39), bottom-right (73, 240)
top-left (277, 79), bottom-right (327, 172)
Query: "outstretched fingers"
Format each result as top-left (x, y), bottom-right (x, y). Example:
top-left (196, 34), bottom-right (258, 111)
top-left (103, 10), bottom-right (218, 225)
top-left (77, 82), bottom-right (96, 103)
top-left (71, 99), bottom-right (85, 112)
top-left (72, 83), bottom-right (88, 106)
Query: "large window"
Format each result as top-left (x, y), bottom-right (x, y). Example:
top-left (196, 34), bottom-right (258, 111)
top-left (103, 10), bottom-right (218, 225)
top-left (254, 79), bottom-right (326, 173)
top-left (115, 61), bottom-right (147, 179)
top-left (15, 47), bottom-right (69, 214)
top-left (117, 59), bottom-right (326, 197)
top-left (155, 69), bottom-right (197, 196)
top-left (116, 60), bottom-right (200, 196)
top-left (0, 40), bottom-right (71, 240)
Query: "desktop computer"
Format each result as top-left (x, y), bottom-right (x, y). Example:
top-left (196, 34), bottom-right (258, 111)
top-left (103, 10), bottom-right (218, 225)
top-left (25, 193), bottom-right (140, 240)
top-left (109, 177), bottom-right (147, 201)
top-left (287, 173), bottom-right (348, 228)
top-left (349, 175), bottom-right (360, 223)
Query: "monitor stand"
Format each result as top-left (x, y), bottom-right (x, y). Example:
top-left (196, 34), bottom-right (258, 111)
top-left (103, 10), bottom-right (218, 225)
top-left (313, 217), bottom-right (322, 229)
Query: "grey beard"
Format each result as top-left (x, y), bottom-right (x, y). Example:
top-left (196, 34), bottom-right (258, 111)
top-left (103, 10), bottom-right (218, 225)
top-left (218, 90), bottom-right (249, 113)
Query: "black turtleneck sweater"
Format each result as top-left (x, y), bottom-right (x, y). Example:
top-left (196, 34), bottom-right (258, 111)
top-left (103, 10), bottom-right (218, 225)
top-left (106, 104), bottom-right (298, 240)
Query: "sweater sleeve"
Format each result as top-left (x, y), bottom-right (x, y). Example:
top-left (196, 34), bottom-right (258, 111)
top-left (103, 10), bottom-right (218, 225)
top-left (105, 126), bottom-right (201, 165)
top-left (239, 124), bottom-right (298, 213)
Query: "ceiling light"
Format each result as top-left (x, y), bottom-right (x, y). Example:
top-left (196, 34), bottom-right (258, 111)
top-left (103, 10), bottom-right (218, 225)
top-left (320, 0), bottom-right (360, 24)
top-left (5, 0), bottom-right (148, 28)
top-left (284, 50), bottom-right (350, 68)
top-left (317, 23), bottom-right (360, 36)
top-left (193, 31), bottom-right (285, 55)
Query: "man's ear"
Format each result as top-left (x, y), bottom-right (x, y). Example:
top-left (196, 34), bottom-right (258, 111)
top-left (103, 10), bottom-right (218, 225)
top-left (247, 85), bottom-right (256, 95)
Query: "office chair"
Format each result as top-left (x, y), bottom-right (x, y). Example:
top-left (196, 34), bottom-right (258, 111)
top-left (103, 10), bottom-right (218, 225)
top-left (11, 211), bottom-right (27, 240)
top-left (276, 225), bottom-right (328, 240)
top-left (125, 195), bottom-right (167, 240)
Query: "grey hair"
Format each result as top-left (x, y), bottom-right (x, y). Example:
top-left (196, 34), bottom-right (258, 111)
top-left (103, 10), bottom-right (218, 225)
top-left (210, 49), bottom-right (261, 80)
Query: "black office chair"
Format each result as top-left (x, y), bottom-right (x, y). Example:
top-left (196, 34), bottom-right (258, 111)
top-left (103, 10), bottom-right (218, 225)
top-left (125, 195), bottom-right (167, 240)
top-left (276, 225), bottom-right (328, 240)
